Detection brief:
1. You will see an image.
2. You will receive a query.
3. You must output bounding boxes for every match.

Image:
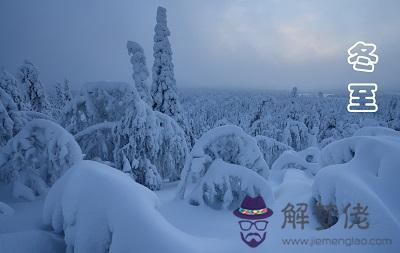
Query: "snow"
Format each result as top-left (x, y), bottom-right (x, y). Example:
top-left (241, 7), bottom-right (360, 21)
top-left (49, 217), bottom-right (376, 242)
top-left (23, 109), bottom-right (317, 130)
top-left (353, 126), bottom-right (400, 137)
top-left (313, 135), bottom-right (400, 228)
top-left (42, 160), bottom-right (217, 253)
top-left (0, 201), bottom-right (14, 215)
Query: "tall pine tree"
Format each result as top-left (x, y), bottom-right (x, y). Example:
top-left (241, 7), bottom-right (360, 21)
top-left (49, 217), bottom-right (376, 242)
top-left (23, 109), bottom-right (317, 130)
top-left (151, 6), bottom-right (194, 146)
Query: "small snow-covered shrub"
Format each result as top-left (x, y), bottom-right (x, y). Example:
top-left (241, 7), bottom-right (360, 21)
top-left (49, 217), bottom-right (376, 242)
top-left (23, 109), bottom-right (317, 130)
top-left (256, 135), bottom-right (292, 167)
top-left (43, 160), bottom-right (203, 253)
top-left (176, 125), bottom-right (270, 207)
top-left (271, 147), bottom-right (321, 183)
top-left (0, 119), bottom-right (82, 197)
top-left (313, 134), bottom-right (400, 228)
top-left (188, 159), bottom-right (273, 210)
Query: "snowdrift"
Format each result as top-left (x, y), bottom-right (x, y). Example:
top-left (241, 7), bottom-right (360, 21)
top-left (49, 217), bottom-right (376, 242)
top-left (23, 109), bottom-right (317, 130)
top-left (43, 160), bottom-right (210, 253)
top-left (313, 134), bottom-right (400, 228)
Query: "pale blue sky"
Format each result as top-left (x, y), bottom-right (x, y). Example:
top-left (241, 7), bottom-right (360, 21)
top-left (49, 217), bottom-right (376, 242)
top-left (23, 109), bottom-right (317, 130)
top-left (0, 0), bottom-right (399, 91)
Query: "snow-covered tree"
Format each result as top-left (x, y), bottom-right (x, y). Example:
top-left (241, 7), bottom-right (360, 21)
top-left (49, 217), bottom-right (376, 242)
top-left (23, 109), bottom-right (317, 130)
top-left (387, 96), bottom-right (400, 131)
top-left (282, 119), bottom-right (311, 151)
top-left (0, 119), bottom-right (83, 199)
top-left (127, 41), bottom-right (152, 105)
top-left (0, 90), bottom-right (14, 146)
top-left (113, 84), bottom-right (188, 190)
top-left (0, 68), bottom-right (27, 110)
top-left (256, 135), bottom-right (292, 168)
top-left (151, 6), bottom-right (194, 146)
top-left (62, 81), bottom-right (134, 134)
top-left (290, 86), bottom-right (299, 98)
top-left (17, 60), bottom-right (50, 113)
top-left (50, 79), bottom-right (72, 121)
top-left (176, 125), bottom-right (270, 201)
top-left (249, 97), bottom-right (282, 139)
top-left (187, 159), bottom-right (273, 210)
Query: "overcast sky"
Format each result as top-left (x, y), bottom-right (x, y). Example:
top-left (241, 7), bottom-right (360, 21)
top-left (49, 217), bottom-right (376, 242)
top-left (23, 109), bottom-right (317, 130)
top-left (0, 0), bottom-right (399, 91)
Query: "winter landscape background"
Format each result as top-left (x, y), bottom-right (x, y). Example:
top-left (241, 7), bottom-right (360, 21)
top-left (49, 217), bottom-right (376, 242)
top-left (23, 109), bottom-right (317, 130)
top-left (1, 1), bottom-right (400, 253)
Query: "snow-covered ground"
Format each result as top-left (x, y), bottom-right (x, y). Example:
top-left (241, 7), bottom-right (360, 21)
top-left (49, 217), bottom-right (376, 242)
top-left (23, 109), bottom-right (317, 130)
top-left (1, 163), bottom-right (399, 253)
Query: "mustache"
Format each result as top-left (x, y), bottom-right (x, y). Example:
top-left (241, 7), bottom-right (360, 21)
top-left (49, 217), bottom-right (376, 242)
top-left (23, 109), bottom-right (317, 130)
top-left (245, 232), bottom-right (262, 240)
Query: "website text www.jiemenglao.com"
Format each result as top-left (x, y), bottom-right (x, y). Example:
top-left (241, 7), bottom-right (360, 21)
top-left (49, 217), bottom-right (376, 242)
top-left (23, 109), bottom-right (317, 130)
top-left (281, 237), bottom-right (392, 247)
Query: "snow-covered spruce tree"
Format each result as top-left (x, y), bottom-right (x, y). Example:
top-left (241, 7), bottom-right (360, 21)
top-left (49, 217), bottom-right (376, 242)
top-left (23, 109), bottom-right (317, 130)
top-left (0, 85), bottom-right (53, 146)
top-left (151, 6), bottom-right (194, 146)
top-left (17, 60), bottom-right (50, 114)
top-left (127, 41), bottom-right (152, 105)
top-left (0, 68), bottom-right (27, 110)
top-left (0, 119), bottom-right (83, 199)
top-left (0, 88), bottom-right (15, 146)
top-left (50, 79), bottom-right (72, 121)
top-left (290, 86), bottom-right (299, 98)
top-left (248, 97), bottom-right (282, 139)
top-left (113, 85), bottom-right (188, 190)
top-left (387, 96), bottom-right (400, 131)
top-left (282, 119), bottom-right (311, 151)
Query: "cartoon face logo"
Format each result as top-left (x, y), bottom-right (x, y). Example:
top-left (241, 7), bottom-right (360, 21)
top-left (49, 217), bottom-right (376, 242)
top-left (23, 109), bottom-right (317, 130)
top-left (233, 195), bottom-right (273, 248)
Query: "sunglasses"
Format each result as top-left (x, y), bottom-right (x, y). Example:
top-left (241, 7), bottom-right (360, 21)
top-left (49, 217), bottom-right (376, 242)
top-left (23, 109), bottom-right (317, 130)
top-left (238, 220), bottom-right (268, 231)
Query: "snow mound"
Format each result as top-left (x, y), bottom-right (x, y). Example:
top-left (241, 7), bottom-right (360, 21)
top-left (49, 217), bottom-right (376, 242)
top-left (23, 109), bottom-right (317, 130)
top-left (43, 160), bottom-right (205, 253)
top-left (353, 126), bottom-right (400, 138)
top-left (275, 169), bottom-right (313, 204)
top-left (313, 135), bottom-right (400, 227)
top-left (0, 119), bottom-right (82, 198)
top-left (0, 230), bottom-right (66, 253)
top-left (187, 159), bottom-right (273, 210)
top-left (271, 147), bottom-right (321, 183)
